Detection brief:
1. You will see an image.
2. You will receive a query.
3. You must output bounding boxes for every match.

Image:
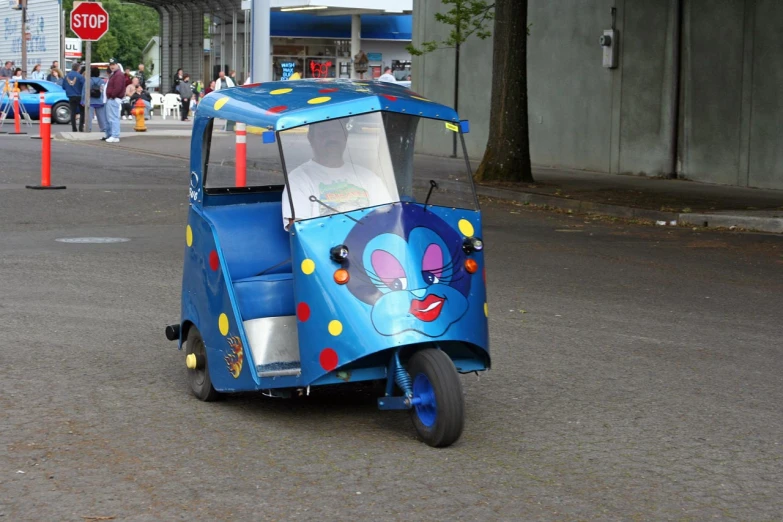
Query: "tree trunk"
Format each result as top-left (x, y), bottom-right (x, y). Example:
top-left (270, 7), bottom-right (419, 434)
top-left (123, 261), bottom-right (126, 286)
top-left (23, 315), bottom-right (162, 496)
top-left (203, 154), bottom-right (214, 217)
top-left (474, 0), bottom-right (533, 183)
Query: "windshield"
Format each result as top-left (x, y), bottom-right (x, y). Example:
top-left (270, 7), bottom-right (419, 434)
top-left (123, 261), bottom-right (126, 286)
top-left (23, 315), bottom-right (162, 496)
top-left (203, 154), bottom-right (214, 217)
top-left (279, 113), bottom-right (477, 224)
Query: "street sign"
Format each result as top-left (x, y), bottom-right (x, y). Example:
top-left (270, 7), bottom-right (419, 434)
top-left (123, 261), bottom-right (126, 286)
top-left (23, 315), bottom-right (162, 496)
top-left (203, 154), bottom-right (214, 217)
top-left (65, 38), bottom-right (83, 59)
top-left (70, 2), bottom-right (109, 42)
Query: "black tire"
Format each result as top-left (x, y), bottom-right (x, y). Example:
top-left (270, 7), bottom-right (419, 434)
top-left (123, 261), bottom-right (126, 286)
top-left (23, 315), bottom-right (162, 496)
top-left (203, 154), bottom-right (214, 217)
top-left (185, 326), bottom-right (219, 402)
top-left (407, 349), bottom-right (465, 447)
top-left (52, 102), bottom-right (71, 125)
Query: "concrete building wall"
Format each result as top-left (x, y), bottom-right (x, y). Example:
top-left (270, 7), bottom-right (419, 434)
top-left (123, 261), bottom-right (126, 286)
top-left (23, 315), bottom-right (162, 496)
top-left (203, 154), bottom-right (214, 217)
top-left (412, 0), bottom-right (783, 190)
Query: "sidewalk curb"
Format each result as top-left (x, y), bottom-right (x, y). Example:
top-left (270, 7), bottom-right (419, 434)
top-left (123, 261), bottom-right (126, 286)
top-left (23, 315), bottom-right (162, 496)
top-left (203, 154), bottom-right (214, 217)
top-left (475, 185), bottom-right (783, 234)
top-left (55, 130), bottom-right (193, 141)
top-left (678, 213), bottom-right (783, 234)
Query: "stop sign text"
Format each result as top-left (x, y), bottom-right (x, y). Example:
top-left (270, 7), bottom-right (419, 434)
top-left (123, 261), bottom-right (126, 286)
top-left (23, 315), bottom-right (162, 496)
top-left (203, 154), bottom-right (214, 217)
top-left (70, 2), bottom-right (110, 42)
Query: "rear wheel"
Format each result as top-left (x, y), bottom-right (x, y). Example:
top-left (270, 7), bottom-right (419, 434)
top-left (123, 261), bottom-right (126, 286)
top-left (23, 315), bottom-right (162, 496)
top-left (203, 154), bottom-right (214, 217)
top-left (52, 102), bottom-right (70, 125)
top-left (408, 349), bottom-right (465, 447)
top-left (185, 326), bottom-right (219, 402)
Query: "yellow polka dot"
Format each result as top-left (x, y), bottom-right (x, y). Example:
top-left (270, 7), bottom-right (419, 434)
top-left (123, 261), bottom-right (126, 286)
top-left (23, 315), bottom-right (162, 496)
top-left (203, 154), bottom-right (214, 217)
top-left (218, 313), bottom-right (229, 336)
top-left (458, 219), bottom-right (475, 237)
top-left (214, 97), bottom-right (230, 110)
top-left (186, 225), bottom-right (193, 247)
top-left (270, 88), bottom-right (292, 95)
top-left (307, 96), bottom-right (331, 105)
top-left (328, 320), bottom-right (343, 336)
top-left (301, 258), bottom-right (315, 275)
top-left (411, 96), bottom-right (430, 102)
top-left (484, 302), bottom-right (488, 317)
top-left (354, 82), bottom-right (368, 86)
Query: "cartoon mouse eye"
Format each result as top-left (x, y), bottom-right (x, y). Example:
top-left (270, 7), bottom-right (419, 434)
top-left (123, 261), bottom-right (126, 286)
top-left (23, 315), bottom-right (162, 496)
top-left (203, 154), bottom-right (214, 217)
top-left (371, 250), bottom-right (408, 292)
top-left (421, 244), bottom-right (444, 286)
top-left (389, 277), bottom-right (408, 291)
top-left (422, 272), bottom-right (440, 285)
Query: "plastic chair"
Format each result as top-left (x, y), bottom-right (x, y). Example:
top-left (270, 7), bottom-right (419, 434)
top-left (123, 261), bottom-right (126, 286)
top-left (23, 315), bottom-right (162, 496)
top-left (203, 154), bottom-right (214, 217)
top-left (150, 92), bottom-right (164, 118)
top-left (163, 93), bottom-right (181, 120)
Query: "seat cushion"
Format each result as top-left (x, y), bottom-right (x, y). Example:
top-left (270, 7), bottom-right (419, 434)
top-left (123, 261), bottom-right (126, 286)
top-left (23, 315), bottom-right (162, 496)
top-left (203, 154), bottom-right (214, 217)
top-left (204, 201), bottom-right (291, 281)
top-left (233, 273), bottom-right (295, 320)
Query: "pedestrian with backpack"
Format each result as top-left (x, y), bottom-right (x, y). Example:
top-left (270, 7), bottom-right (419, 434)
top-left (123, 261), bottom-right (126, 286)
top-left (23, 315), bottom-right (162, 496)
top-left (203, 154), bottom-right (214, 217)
top-left (81, 67), bottom-right (107, 135)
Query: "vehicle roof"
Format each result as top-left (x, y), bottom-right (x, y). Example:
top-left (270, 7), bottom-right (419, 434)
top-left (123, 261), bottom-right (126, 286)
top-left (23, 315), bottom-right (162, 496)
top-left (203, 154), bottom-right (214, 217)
top-left (196, 79), bottom-right (460, 131)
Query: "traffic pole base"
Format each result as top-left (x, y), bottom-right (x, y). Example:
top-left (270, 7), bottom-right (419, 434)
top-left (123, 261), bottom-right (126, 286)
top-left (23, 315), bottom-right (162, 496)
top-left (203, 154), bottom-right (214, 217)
top-left (30, 136), bottom-right (52, 140)
top-left (25, 185), bottom-right (66, 190)
top-left (7, 132), bottom-right (28, 136)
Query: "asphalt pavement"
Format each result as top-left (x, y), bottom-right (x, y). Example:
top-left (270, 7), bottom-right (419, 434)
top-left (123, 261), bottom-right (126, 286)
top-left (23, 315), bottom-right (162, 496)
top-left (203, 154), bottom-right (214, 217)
top-left (1, 136), bottom-right (782, 521)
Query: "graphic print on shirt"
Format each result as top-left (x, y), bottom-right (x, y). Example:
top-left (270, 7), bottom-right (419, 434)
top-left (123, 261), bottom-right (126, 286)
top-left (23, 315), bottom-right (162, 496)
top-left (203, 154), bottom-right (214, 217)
top-left (318, 179), bottom-right (370, 214)
top-left (343, 204), bottom-right (471, 338)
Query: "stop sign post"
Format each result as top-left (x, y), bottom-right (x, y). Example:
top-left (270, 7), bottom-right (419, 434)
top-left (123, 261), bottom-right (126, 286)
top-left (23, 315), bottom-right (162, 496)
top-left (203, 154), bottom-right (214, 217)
top-left (70, 2), bottom-right (109, 41)
top-left (70, 2), bottom-right (109, 132)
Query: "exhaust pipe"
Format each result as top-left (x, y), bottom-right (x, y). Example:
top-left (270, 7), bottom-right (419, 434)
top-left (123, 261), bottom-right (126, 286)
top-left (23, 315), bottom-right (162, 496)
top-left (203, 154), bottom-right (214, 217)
top-left (165, 324), bottom-right (181, 341)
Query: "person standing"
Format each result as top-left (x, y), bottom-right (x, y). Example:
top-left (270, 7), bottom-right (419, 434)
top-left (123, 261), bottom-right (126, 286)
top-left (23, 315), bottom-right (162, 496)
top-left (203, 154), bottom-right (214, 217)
top-left (177, 74), bottom-right (193, 121)
top-left (214, 70), bottom-right (235, 90)
top-left (378, 67), bottom-right (396, 83)
top-left (0, 61), bottom-right (13, 79)
top-left (82, 67), bottom-right (107, 135)
top-left (136, 63), bottom-right (146, 90)
top-left (46, 62), bottom-right (59, 82)
top-left (104, 59), bottom-right (125, 143)
top-left (30, 64), bottom-right (46, 80)
top-left (48, 69), bottom-right (63, 86)
top-left (172, 68), bottom-right (184, 93)
top-left (63, 63), bottom-right (85, 132)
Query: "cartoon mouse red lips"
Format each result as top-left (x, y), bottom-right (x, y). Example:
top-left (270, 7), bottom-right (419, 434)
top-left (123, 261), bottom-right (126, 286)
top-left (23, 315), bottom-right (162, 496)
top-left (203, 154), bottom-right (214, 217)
top-left (409, 294), bottom-right (446, 322)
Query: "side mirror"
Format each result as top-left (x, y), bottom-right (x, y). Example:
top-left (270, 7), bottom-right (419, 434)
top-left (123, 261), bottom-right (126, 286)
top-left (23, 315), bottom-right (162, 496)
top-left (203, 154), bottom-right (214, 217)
top-left (459, 120), bottom-right (470, 134)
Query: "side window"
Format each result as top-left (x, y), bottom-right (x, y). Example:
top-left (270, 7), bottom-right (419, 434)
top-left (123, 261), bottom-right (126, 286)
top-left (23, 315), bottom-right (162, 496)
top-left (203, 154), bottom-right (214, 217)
top-left (203, 120), bottom-right (285, 192)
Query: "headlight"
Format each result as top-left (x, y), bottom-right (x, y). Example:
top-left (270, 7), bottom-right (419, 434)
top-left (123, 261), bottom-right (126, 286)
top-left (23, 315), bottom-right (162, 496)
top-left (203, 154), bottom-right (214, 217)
top-left (330, 244), bottom-right (349, 263)
top-left (462, 236), bottom-right (484, 254)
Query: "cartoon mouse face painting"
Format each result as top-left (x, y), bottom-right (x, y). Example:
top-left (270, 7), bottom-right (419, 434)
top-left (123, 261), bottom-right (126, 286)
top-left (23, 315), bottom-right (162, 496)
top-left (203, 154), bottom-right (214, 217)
top-left (344, 204), bottom-right (472, 337)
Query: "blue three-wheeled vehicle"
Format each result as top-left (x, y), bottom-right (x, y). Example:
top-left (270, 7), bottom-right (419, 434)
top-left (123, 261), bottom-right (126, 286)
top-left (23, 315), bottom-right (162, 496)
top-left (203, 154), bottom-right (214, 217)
top-left (165, 79), bottom-right (490, 447)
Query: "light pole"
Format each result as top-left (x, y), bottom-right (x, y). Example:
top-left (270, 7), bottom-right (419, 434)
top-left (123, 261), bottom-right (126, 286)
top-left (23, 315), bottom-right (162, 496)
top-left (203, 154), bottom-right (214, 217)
top-left (20, 0), bottom-right (28, 78)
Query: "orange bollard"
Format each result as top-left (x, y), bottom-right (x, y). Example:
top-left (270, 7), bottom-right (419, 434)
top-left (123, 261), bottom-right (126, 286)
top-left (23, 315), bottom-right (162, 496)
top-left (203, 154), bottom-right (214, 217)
top-left (31, 92), bottom-right (46, 140)
top-left (25, 106), bottom-right (66, 191)
top-left (236, 122), bottom-right (247, 187)
top-left (9, 86), bottom-right (27, 136)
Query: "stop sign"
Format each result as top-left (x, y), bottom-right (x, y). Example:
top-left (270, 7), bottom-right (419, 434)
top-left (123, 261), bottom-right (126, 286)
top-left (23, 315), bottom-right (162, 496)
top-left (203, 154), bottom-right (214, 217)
top-left (70, 2), bottom-right (109, 41)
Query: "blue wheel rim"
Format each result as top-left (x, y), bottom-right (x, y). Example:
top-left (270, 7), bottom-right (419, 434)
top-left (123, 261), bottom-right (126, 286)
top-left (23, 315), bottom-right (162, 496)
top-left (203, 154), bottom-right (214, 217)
top-left (413, 373), bottom-right (437, 427)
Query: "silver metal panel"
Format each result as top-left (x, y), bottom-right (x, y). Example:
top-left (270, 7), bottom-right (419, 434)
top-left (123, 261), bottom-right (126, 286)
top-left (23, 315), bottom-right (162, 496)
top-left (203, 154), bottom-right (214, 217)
top-left (243, 315), bottom-right (301, 375)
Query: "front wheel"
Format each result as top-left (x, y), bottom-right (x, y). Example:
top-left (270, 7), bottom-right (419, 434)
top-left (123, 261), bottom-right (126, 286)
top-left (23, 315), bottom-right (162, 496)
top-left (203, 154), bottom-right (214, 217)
top-left (52, 102), bottom-right (71, 125)
top-left (408, 349), bottom-right (465, 447)
top-left (185, 326), bottom-right (219, 402)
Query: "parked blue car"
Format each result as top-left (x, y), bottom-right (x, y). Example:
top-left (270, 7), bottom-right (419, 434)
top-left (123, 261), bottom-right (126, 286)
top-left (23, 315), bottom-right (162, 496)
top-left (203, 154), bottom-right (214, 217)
top-left (0, 79), bottom-right (71, 124)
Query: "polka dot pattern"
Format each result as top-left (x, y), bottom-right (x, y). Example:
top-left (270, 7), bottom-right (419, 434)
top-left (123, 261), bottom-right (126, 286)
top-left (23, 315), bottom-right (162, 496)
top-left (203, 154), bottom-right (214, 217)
top-left (209, 250), bottom-right (219, 271)
top-left (328, 320), bottom-right (343, 336)
top-left (267, 105), bottom-right (287, 114)
top-left (214, 97), bottom-right (230, 110)
top-left (270, 88), bottom-right (292, 95)
top-left (218, 313), bottom-right (229, 336)
top-left (186, 225), bottom-right (193, 247)
top-left (484, 303), bottom-right (488, 317)
top-left (319, 348), bottom-right (338, 371)
top-left (307, 96), bottom-right (331, 105)
top-left (319, 88), bottom-right (339, 93)
top-left (301, 259), bottom-right (315, 275)
top-left (297, 302), bottom-right (311, 322)
top-left (381, 94), bottom-right (397, 102)
top-left (458, 219), bottom-right (475, 237)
